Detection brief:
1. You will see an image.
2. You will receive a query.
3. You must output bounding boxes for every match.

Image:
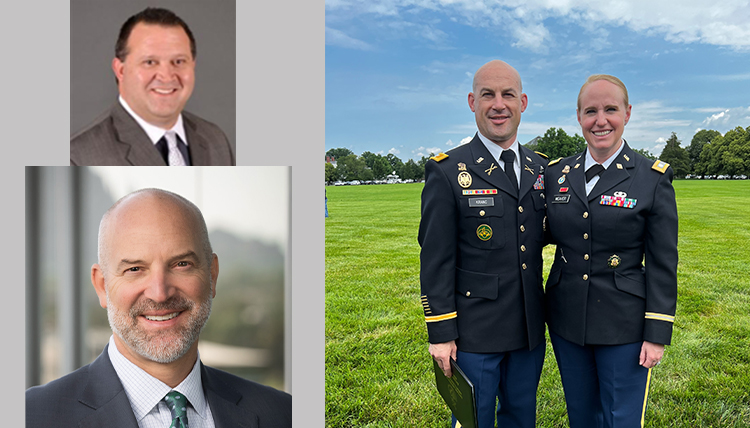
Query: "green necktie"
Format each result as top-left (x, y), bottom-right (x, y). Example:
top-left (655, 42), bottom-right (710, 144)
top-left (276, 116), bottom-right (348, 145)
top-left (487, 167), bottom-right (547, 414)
top-left (164, 391), bottom-right (189, 428)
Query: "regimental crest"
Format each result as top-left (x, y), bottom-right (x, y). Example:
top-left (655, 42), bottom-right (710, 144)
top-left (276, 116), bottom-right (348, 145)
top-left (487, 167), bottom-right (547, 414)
top-left (458, 162), bottom-right (467, 171)
top-left (458, 171), bottom-right (472, 188)
top-left (476, 224), bottom-right (493, 241)
top-left (608, 254), bottom-right (622, 269)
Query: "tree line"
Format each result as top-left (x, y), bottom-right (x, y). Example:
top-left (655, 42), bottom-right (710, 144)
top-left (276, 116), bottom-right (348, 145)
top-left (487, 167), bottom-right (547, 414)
top-left (325, 125), bottom-right (750, 183)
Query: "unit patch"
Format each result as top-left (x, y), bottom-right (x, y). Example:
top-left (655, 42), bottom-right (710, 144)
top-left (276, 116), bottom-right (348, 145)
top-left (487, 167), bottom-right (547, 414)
top-left (476, 224), bottom-right (493, 241)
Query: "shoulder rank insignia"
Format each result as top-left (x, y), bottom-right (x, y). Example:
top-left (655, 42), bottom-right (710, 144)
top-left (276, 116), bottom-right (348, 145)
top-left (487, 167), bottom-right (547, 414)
top-left (652, 160), bottom-right (669, 173)
top-left (534, 151), bottom-right (548, 159)
top-left (548, 157), bottom-right (562, 166)
top-left (431, 153), bottom-right (449, 162)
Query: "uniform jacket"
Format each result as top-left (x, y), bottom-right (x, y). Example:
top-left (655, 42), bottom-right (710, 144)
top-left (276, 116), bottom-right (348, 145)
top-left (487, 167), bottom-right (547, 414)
top-left (418, 134), bottom-right (549, 353)
top-left (544, 142), bottom-right (678, 346)
top-left (26, 345), bottom-right (292, 428)
top-left (70, 103), bottom-right (236, 166)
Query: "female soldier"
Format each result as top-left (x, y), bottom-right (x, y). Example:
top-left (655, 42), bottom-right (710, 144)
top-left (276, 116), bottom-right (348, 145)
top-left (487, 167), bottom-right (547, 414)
top-left (544, 75), bottom-right (678, 428)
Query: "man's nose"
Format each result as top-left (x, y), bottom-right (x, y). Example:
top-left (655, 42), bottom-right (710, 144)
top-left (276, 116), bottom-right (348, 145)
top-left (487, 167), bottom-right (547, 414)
top-left (143, 266), bottom-right (174, 302)
top-left (154, 63), bottom-right (177, 80)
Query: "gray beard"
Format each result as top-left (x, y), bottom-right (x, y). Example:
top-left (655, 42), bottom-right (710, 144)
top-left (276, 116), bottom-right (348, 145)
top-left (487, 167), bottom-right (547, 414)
top-left (106, 292), bottom-right (212, 364)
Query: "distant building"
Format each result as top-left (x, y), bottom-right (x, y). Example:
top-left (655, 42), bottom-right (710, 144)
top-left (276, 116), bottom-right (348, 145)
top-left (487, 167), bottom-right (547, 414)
top-left (326, 156), bottom-right (337, 168)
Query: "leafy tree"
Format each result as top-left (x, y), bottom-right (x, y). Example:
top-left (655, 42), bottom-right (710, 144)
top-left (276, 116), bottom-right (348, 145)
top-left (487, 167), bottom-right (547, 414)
top-left (658, 132), bottom-right (690, 178)
top-left (534, 128), bottom-right (586, 159)
top-left (687, 129), bottom-right (721, 174)
top-left (400, 159), bottom-right (423, 181)
top-left (336, 154), bottom-right (366, 181)
top-left (633, 148), bottom-right (657, 161)
top-left (325, 162), bottom-right (339, 183)
top-left (360, 151), bottom-right (379, 169)
top-left (372, 157), bottom-right (392, 180)
top-left (698, 126), bottom-right (750, 177)
top-left (385, 153), bottom-right (404, 175)
top-left (325, 148), bottom-right (354, 161)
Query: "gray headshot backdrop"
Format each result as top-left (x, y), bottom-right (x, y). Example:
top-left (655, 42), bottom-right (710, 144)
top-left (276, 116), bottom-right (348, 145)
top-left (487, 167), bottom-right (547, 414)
top-left (70, 0), bottom-right (237, 154)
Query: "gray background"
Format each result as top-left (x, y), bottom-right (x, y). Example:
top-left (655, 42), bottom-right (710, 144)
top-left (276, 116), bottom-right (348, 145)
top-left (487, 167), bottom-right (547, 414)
top-left (7, 0), bottom-right (323, 426)
top-left (70, 0), bottom-right (237, 155)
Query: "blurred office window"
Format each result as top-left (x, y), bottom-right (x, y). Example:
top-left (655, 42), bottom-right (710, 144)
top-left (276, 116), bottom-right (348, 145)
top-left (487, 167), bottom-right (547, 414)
top-left (26, 167), bottom-right (291, 392)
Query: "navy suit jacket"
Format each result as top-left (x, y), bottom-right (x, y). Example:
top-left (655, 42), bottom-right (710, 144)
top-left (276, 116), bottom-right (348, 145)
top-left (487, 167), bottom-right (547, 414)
top-left (70, 103), bottom-right (236, 166)
top-left (418, 134), bottom-right (549, 353)
top-left (26, 345), bottom-right (292, 428)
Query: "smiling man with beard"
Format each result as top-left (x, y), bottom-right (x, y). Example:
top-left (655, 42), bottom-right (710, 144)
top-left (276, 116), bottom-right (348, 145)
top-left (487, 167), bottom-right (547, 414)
top-left (26, 188), bottom-right (291, 428)
top-left (70, 7), bottom-right (235, 166)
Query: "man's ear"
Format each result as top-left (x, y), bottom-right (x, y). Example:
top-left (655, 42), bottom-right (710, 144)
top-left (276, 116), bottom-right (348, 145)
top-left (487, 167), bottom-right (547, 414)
top-left (209, 254), bottom-right (219, 298)
top-left (91, 264), bottom-right (108, 309)
top-left (112, 58), bottom-right (125, 84)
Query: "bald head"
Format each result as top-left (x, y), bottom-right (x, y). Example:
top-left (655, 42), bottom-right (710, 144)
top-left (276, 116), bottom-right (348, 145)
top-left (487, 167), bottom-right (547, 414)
top-left (472, 60), bottom-right (523, 94)
top-left (97, 188), bottom-right (213, 276)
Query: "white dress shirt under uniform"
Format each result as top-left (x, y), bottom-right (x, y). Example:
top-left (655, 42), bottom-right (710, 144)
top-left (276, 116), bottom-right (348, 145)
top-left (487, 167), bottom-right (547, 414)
top-left (477, 131), bottom-right (522, 188)
top-left (107, 335), bottom-right (215, 428)
top-left (584, 139), bottom-right (626, 196)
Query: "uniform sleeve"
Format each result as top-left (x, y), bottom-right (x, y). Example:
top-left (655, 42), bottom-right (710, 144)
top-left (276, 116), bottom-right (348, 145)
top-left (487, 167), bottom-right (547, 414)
top-left (643, 167), bottom-right (678, 345)
top-left (418, 160), bottom-right (459, 344)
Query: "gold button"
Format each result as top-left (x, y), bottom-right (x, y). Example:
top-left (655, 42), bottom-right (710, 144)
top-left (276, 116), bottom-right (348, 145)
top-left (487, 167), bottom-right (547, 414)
top-left (518, 206), bottom-right (524, 213)
top-left (583, 212), bottom-right (589, 219)
top-left (584, 254), bottom-right (589, 260)
top-left (520, 245), bottom-right (526, 252)
top-left (480, 210), bottom-right (486, 216)
top-left (522, 263), bottom-right (527, 270)
top-left (583, 274), bottom-right (589, 280)
top-left (466, 291), bottom-right (471, 297)
top-left (583, 233), bottom-right (589, 240)
top-left (541, 193), bottom-right (545, 199)
top-left (520, 225), bottom-right (526, 232)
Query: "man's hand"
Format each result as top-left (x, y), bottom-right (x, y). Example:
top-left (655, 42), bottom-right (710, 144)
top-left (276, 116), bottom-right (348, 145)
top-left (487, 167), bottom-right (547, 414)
top-left (429, 340), bottom-right (457, 377)
top-left (639, 341), bottom-right (665, 368)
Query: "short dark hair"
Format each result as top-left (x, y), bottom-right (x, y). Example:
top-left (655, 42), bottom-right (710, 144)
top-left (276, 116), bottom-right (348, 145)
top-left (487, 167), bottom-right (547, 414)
top-left (115, 7), bottom-right (196, 61)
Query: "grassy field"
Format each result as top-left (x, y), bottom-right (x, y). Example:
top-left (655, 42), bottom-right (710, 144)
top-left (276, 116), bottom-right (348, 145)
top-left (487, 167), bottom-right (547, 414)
top-left (325, 181), bottom-right (750, 427)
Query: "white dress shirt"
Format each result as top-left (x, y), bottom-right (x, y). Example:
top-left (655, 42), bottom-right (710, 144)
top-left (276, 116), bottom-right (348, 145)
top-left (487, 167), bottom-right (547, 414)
top-left (118, 96), bottom-right (188, 148)
top-left (107, 335), bottom-right (215, 428)
top-left (477, 131), bottom-right (521, 187)
top-left (584, 139), bottom-right (625, 196)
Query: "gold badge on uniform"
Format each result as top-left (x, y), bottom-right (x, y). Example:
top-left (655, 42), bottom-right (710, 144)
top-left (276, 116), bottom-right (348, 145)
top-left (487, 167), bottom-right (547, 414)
top-left (476, 157), bottom-right (484, 163)
top-left (562, 165), bottom-right (571, 174)
top-left (624, 154), bottom-right (630, 161)
top-left (558, 175), bottom-right (566, 184)
top-left (574, 163), bottom-right (581, 169)
top-left (458, 171), bottom-right (472, 188)
top-left (616, 163), bottom-right (623, 169)
top-left (608, 254), bottom-right (622, 268)
top-left (458, 162), bottom-right (467, 171)
top-left (485, 163), bottom-right (498, 176)
top-left (524, 165), bottom-right (534, 175)
top-left (476, 224), bottom-right (493, 241)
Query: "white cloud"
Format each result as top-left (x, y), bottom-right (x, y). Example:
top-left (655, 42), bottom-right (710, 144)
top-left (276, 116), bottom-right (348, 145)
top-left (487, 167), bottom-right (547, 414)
top-left (459, 136), bottom-right (473, 146)
top-left (445, 139), bottom-right (455, 147)
top-left (414, 146), bottom-right (443, 158)
top-left (325, 26), bottom-right (374, 50)
top-left (703, 109), bottom-right (730, 125)
top-left (388, 147), bottom-right (400, 155)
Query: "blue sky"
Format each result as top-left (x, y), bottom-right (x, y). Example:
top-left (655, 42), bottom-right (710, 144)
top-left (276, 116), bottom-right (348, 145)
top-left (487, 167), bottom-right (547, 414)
top-left (325, 0), bottom-right (750, 160)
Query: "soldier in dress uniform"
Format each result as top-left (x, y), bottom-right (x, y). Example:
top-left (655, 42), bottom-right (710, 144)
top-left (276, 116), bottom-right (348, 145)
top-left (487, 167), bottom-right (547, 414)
top-left (544, 74), bottom-right (678, 428)
top-left (418, 60), bottom-right (549, 428)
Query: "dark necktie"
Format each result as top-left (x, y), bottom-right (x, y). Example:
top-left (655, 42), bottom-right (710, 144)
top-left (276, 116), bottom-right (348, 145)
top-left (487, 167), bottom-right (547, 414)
top-left (585, 164), bottom-right (605, 182)
top-left (500, 150), bottom-right (518, 194)
top-left (164, 391), bottom-right (189, 428)
top-left (155, 135), bottom-right (191, 166)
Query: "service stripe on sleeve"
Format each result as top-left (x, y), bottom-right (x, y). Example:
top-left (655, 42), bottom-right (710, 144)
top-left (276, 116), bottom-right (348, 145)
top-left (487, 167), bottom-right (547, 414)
top-left (645, 312), bottom-right (675, 322)
top-left (425, 312), bottom-right (457, 323)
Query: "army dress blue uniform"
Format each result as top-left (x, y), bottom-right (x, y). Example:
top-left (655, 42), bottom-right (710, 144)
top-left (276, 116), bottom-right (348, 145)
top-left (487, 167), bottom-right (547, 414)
top-left (418, 134), bottom-right (548, 428)
top-left (544, 141), bottom-right (678, 428)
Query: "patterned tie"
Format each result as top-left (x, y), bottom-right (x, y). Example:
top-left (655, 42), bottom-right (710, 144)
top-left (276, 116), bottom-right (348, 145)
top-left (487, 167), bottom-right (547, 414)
top-left (165, 132), bottom-right (187, 166)
top-left (500, 150), bottom-right (518, 195)
top-left (164, 391), bottom-right (189, 428)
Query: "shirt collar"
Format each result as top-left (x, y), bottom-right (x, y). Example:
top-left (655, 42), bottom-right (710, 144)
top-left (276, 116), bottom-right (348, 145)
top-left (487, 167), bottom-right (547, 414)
top-left (476, 131), bottom-right (520, 167)
top-left (585, 139), bottom-right (625, 171)
top-left (107, 335), bottom-right (209, 422)
top-left (118, 96), bottom-right (188, 146)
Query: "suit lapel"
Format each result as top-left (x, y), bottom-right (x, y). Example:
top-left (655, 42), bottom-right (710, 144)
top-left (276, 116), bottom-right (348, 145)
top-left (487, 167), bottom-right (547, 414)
top-left (466, 135), bottom-right (517, 199)
top-left (77, 345), bottom-right (140, 428)
top-left (110, 104), bottom-right (169, 166)
top-left (564, 153), bottom-right (587, 206)
top-left (202, 364), bottom-right (259, 428)
top-left (588, 142), bottom-right (635, 202)
top-left (184, 115), bottom-right (210, 166)
top-left (518, 146), bottom-right (542, 200)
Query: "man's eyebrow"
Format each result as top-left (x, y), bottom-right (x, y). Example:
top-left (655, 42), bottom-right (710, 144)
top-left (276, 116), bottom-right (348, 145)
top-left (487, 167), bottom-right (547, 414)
top-left (116, 259), bottom-right (145, 271)
top-left (168, 251), bottom-right (201, 264)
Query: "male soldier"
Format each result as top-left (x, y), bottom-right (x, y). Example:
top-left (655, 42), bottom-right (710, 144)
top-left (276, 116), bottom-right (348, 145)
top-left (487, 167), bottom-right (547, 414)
top-left (418, 60), bottom-right (548, 428)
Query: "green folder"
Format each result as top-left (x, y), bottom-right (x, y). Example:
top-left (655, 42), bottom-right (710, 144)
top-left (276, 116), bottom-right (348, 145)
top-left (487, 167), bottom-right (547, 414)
top-left (433, 358), bottom-right (477, 428)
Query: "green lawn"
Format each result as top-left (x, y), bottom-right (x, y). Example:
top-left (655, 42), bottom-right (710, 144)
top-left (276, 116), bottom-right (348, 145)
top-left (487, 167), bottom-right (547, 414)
top-left (325, 181), bottom-right (750, 427)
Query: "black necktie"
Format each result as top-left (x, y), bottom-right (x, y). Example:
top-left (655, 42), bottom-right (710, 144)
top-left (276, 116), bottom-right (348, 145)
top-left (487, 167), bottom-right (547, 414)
top-left (500, 150), bottom-right (518, 193)
top-left (585, 164), bottom-right (605, 182)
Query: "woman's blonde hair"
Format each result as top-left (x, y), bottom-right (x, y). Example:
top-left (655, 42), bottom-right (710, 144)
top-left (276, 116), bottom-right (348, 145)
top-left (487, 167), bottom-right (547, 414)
top-left (577, 74), bottom-right (629, 111)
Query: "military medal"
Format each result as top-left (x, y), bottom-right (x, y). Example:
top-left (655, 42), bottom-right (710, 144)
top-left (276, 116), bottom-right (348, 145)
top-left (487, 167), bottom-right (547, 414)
top-left (558, 175), bottom-right (566, 184)
top-left (463, 189), bottom-right (497, 195)
top-left (562, 165), bottom-right (571, 174)
top-left (608, 254), bottom-right (622, 268)
top-left (476, 224), bottom-right (493, 241)
top-left (600, 191), bottom-right (637, 208)
top-left (485, 163), bottom-right (498, 176)
top-left (533, 174), bottom-right (544, 190)
top-left (458, 171), bottom-right (472, 188)
top-left (458, 162), bottom-right (467, 171)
